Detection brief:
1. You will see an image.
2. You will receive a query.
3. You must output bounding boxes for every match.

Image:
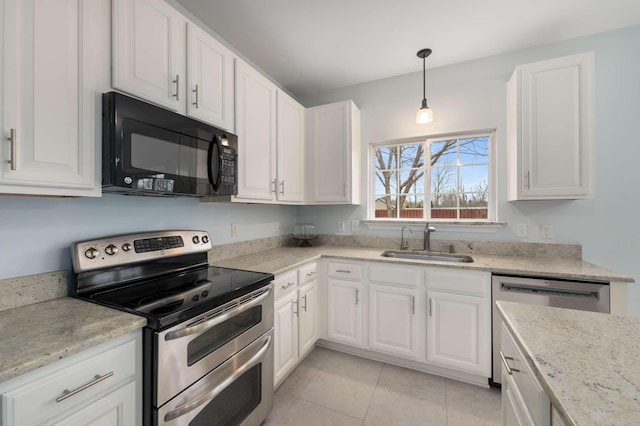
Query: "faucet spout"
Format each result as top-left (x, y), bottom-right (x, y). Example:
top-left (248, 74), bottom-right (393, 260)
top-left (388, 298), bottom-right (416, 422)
top-left (400, 226), bottom-right (412, 250)
top-left (423, 223), bottom-right (436, 251)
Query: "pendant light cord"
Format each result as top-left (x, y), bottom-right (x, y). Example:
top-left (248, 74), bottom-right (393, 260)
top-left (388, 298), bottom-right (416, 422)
top-left (423, 55), bottom-right (426, 101)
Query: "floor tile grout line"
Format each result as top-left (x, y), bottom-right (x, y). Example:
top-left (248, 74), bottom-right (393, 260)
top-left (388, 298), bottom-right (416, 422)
top-left (360, 361), bottom-right (385, 423)
top-left (296, 395), bottom-right (366, 424)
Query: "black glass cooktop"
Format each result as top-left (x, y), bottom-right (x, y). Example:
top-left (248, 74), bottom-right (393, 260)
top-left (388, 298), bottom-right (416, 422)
top-left (81, 265), bottom-right (273, 331)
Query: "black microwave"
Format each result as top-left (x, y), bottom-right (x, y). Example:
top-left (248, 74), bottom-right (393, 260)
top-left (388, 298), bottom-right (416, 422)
top-left (102, 92), bottom-right (237, 197)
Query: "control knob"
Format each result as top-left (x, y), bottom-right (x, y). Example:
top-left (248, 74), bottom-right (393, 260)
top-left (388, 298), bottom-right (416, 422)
top-left (122, 243), bottom-right (132, 252)
top-left (84, 247), bottom-right (99, 260)
top-left (192, 236), bottom-right (200, 244)
top-left (105, 244), bottom-right (118, 256)
top-left (202, 235), bottom-right (209, 244)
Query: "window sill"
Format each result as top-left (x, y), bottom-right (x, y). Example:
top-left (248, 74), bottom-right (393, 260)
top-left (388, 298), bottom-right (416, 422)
top-left (362, 219), bottom-right (506, 234)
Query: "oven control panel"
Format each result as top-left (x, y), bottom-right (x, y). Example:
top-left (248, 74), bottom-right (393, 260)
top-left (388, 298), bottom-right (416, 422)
top-left (71, 230), bottom-right (213, 273)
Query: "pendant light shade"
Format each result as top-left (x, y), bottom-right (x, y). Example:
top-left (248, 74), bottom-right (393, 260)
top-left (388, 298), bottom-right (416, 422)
top-left (416, 48), bottom-right (433, 124)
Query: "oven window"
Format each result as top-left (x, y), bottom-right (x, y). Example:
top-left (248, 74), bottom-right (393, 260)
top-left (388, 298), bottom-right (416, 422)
top-left (187, 306), bottom-right (262, 366)
top-left (190, 364), bottom-right (261, 426)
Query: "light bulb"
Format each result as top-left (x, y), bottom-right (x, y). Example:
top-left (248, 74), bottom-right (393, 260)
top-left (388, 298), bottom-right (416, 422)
top-left (416, 106), bottom-right (433, 124)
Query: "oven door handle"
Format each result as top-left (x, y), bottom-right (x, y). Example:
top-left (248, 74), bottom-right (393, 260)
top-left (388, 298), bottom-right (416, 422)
top-left (164, 285), bottom-right (272, 341)
top-left (163, 334), bottom-right (272, 423)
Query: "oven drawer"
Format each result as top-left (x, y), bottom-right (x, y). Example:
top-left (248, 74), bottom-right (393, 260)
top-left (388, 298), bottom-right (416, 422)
top-left (500, 323), bottom-right (549, 425)
top-left (2, 338), bottom-right (136, 426)
top-left (274, 270), bottom-right (298, 299)
top-left (299, 262), bottom-right (318, 285)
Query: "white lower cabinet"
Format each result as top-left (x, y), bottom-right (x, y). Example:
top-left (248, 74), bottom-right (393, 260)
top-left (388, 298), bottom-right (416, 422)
top-left (369, 284), bottom-right (419, 359)
top-left (0, 331), bottom-right (141, 426)
top-left (327, 278), bottom-right (364, 347)
top-left (273, 262), bottom-right (319, 387)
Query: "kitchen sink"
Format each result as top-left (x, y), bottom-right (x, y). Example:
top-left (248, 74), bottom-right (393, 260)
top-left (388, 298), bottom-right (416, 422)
top-left (380, 250), bottom-right (474, 263)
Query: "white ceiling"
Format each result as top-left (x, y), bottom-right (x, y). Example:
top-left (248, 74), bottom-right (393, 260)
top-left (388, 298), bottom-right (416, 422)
top-left (176, 0), bottom-right (640, 97)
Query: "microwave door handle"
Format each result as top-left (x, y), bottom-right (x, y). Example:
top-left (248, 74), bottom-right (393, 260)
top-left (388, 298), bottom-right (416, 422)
top-left (163, 334), bottom-right (272, 423)
top-left (164, 285), bottom-right (272, 341)
top-left (208, 136), bottom-right (222, 191)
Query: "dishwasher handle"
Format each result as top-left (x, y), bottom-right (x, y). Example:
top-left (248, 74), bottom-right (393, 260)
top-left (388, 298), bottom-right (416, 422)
top-left (500, 282), bottom-right (600, 299)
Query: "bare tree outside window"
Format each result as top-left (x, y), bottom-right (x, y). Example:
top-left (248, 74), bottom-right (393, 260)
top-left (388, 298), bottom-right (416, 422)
top-left (373, 134), bottom-right (491, 220)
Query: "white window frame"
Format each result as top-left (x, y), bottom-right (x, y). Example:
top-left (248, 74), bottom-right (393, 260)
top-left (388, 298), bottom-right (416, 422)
top-left (367, 130), bottom-right (497, 225)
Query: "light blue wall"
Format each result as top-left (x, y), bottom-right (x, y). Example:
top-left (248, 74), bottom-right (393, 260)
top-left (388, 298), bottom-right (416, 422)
top-left (298, 26), bottom-right (640, 315)
top-left (0, 195), bottom-right (296, 280)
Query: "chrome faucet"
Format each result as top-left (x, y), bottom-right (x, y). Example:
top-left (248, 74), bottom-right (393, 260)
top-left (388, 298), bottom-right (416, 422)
top-left (423, 223), bottom-right (436, 251)
top-left (400, 226), bottom-right (412, 250)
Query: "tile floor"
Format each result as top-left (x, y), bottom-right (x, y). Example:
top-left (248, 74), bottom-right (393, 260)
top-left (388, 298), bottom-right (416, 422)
top-left (264, 346), bottom-right (501, 426)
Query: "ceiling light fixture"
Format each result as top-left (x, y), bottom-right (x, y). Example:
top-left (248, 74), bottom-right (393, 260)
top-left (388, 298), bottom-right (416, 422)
top-left (416, 48), bottom-right (433, 124)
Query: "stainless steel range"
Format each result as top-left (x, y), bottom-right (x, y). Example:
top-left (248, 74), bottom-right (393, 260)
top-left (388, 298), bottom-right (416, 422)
top-left (70, 230), bottom-right (274, 426)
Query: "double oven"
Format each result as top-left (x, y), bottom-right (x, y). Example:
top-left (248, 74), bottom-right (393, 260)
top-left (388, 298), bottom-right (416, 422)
top-left (71, 230), bottom-right (274, 425)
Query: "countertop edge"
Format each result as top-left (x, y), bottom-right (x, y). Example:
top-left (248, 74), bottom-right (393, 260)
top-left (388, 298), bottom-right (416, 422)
top-left (496, 301), bottom-right (576, 426)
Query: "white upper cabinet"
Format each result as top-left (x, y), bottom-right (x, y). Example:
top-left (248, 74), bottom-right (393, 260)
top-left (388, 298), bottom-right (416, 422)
top-left (276, 91), bottom-right (305, 203)
top-left (0, 0), bottom-right (109, 196)
top-left (306, 100), bottom-right (361, 205)
top-left (507, 52), bottom-right (594, 200)
top-left (186, 23), bottom-right (234, 131)
top-left (113, 0), bottom-right (186, 113)
top-left (113, 0), bottom-right (235, 132)
top-left (234, 59), bottom-right (277, 201)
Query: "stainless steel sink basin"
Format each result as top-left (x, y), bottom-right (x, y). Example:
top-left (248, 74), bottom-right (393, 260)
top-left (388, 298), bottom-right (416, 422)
top-left (380, 250), bottom-right (474, 263)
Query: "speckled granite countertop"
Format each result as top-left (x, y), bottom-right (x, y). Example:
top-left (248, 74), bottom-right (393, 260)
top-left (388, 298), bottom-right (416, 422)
top-left (497, 301), bottom-right (640, 426)
top-left (0, 297), bottom-right (146, 383)
top-left (212, 246), bottom-right (633, 283)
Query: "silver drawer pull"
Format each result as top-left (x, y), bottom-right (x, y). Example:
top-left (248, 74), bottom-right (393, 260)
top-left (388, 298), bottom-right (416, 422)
top-left (281, 282), bottom-right (296, 290)
top-left (499, 351), bottom-right (520, 375)
top-left (335, 269), bottom-right (351, 274)
top-left (56, 372), bottom-right (114, 403)
top-left (306, 271), bottom-right (316, 277)
top-left (192, 84), bottom-right (199, 108)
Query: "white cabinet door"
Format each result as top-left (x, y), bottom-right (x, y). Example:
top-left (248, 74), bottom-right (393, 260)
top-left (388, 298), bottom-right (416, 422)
top-left (368, 284), bottom-right (419, 359)
top-left (274, 290), bottom-right (299, 386)
top-left (186, 23), bottom-right (234, 132)
top-left (298, 280), bottom-right (317, 356)
top-left (327, 279), bottom-right (363, 347)
top-left (507, 52), bottom-right (593, 200)
top-left (276, 91), bottom-right (304, 203)
top-left (0, 0), bottom-right (107, 196)
top-left (50, 381), bottom-right (136, 426)
top-left (427, 290), bottom-right (490, 376)
top-left (113, 0), bottom-right (186, 112)
top-left (306, 100), bottom-right (361, 204)
top-left (234, 60), bottom-right (276, 201)
top-left (502, 367), bottom-right (530, 426)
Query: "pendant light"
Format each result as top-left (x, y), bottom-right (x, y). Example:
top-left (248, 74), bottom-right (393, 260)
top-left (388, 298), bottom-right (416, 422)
top-left (416, 48), bottom-right (434, 124)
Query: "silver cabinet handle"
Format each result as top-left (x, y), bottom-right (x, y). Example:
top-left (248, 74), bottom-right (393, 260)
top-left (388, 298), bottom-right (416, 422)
top-left (302, 294), bottom-right (308, 311)
top-left (56, 372), bottom-right (114, 403)
top-left (192, 84), bottom-right (199, 108)
top-left (355, 289), bottom-right (359, 305)
top-left (164, 335), bottom-right (272, 422)
top-left (499, 350), bottom-right (519, 375)
top-left (412, 295), bottom-right (415, 314)
top-left (293, 300), bottom-right (298, 316)
top-left (165, 286), bottom-right (272, 340)
top-left (306, 271), bottom-right (316, 277)
top-left (335, 269), bottom-right (351, 274)
top-left (8, 128), bottom-right (16, 170)
top-left (173, 75), bottom-right (180, 100)
top-left (429, 298), bottom-right (432, 317)
top-left (525, 171), bottom-right (530, 190)
top-left (280, 180), bottom-right (285, 195)
top-left (281, 282), bottom-right (296, 290)
top-left (271, 179), bottom-right (277, 193)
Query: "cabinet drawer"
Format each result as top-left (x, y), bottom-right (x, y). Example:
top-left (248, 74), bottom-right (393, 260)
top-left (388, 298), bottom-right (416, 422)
top-left (2, 339), bottom-right (136, 426)
top-left (327, 262), bottom-right (362, 279)
top-left (274, 270), bottom-right (298, 299)
top-left (368, 264), bottom-right (422, 287)
top-left (426, 268), bottom-right (490, 296)
top-left (501, 323), bottom-right (548, 425)
top-left (299, 262), bottom-right (318, 285)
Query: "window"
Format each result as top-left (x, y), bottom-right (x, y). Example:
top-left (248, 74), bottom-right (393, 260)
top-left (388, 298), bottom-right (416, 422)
top-left (371, 132), bottom-right (493, 221)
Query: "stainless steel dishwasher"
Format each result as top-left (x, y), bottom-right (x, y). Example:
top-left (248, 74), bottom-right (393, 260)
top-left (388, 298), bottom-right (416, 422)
top-left (491, 274), bottom-right (609, 385)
